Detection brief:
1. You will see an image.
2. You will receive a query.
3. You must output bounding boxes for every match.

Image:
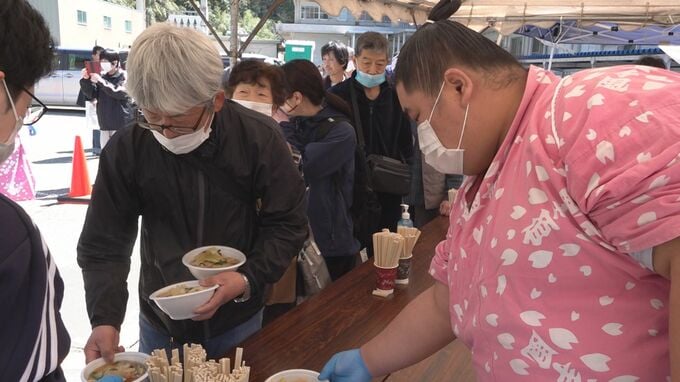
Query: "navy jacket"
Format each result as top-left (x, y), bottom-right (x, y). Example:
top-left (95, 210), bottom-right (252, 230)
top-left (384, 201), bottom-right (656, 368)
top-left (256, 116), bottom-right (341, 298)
top-left (0, 195), bottom-right (70, 381)
top-left (282, 106), bottom-right (361, 257)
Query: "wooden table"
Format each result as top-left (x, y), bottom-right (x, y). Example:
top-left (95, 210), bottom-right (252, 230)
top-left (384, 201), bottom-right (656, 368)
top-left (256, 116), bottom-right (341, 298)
top-left (233, 216), bottom-right (476, 382)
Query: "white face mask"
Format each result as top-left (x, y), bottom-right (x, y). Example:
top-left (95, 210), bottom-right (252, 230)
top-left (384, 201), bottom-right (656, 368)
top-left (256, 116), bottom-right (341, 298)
top-left (417, 81), bottom-right (468, 175)
top-left (100, 62), bottom-right (113, 73)
top-left (0, 79), bottom-right (22, 164)
top-left (233, 99), bottom-right (273, 117)
top-left (152, 112), bottom-right (214, 154)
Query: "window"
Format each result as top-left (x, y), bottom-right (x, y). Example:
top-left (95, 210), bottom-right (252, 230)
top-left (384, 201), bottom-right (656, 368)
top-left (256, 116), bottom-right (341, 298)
top-left (77, 10), bottom-right (87, 25)
top-left (103, 16), bottom-right (112, 30)
top-left (359, 11), bottom-right (374, 22)
top-left (67, 52), bottom-right (90, 71)
top-left (382, 15), bottom-right (392, 24)
top-left (300, 2), bottom-right (327, 20)
top-left (338, 8), bottom-right (351, 22)
top-left (301, 5), bottom-right (319, 19)
top-left (125, 20), bottom-right (132, 33)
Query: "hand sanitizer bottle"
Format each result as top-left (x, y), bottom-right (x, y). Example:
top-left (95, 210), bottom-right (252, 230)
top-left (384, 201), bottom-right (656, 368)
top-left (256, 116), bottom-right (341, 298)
top-left (397, 203), bottom-right (413, 228)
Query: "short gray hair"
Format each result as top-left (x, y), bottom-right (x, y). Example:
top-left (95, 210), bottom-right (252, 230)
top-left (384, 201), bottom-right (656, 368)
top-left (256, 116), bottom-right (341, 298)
top-left (126, 23), bottom-right (223, 114)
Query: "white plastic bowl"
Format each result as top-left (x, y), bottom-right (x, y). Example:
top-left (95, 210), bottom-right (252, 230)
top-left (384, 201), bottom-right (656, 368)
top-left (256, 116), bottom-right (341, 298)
top-left (265, 369), bottom-right (327, 382)
top-left (149, 280), bottom-right (218, 320)
top-left (182, 245), bottom-right (246, 280)
top-left (80, 352), bottom-right (150, 382)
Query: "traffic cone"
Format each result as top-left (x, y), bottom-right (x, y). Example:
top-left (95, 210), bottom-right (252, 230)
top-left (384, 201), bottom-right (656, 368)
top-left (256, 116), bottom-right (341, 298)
top-left (57, 135), bottom-right (91, 203)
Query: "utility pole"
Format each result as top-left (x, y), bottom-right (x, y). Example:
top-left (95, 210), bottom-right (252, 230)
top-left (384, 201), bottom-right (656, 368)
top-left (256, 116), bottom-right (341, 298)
top-left (230, 0), bottom-right (239, 68)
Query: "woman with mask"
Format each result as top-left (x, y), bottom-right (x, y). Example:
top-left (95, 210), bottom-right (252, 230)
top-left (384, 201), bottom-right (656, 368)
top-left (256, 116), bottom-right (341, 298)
top-left (224, 60), bottom-right (288, 122)
top-left (319, 0), bottom-right (680, 381)
top-left (0, 0), bottom-right (71, 380)
top-left (280, 59), bottom-right (360, 281)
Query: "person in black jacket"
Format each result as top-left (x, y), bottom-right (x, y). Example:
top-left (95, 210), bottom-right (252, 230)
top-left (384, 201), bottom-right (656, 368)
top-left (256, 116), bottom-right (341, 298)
top-left (330, 32), bottom-right (414, 235)
top-left (280, 59), bottom-right (361, 281)
top-left (321, 41), bottom-right (349, 90)
top-left (0, 1), bottom-right (70, 380)
top-left (79, 49), bottom-right (132, 151)
top-left (76, 45), bottom-right (104, 155)
top-left (77, 23), bottom-right (308, 362)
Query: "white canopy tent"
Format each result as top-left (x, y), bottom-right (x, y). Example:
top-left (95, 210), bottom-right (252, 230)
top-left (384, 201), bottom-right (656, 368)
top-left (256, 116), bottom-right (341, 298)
top-left (311, 1), bottom-right (680, 36)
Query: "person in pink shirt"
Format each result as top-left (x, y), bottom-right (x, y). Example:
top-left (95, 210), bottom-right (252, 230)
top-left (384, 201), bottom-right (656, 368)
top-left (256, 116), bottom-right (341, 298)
top-left (319, 1), bottom-right (680, 381)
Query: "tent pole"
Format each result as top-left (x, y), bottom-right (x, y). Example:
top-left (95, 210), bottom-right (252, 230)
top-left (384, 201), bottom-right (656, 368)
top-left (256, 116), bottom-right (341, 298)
top-left (230, 0), bottom-right (239, 67)
top-left (188, 0), bottom-right (230, 56)
top-left (239, 0), bottom-right (286, 56)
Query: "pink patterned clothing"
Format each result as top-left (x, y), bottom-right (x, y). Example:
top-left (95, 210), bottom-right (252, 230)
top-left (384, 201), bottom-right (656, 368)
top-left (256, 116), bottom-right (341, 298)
top-left (430, 65), bottom-right (680, 381)
top-left (0, 138), bottom-right (36, 201)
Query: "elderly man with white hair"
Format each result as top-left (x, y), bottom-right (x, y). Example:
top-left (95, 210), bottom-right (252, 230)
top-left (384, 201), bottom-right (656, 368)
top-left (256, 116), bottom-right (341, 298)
top-left (77, 23), bottom-right (308, 363)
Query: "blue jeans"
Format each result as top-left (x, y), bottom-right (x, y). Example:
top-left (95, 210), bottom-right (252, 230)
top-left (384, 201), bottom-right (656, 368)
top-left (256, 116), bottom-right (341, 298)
top-left (138, 310), bottom-right (263, 359)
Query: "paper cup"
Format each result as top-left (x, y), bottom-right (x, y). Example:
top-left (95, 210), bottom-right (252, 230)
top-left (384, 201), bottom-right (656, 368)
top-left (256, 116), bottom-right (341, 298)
top-left (395, 255), bottom-right (413, 284)
top-left (374, 263), bottom-right (398, 292)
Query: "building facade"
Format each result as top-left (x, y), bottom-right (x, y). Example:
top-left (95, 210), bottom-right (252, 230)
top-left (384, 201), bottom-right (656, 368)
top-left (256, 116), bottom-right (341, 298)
top-left (27, 0), bottom-right (145, 50)
top-left (168, 0), bottom-right (209, 35)
top-left (276, 0), bottom-right (416, 65)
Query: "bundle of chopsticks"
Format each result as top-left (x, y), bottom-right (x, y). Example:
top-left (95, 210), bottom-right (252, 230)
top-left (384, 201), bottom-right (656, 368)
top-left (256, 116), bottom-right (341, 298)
top-left (146, 345), bottom-right (250, 382)
top-left (373, 229), bottom-right (404, 268)
top-left (396, 226), bottom-right (421, 258)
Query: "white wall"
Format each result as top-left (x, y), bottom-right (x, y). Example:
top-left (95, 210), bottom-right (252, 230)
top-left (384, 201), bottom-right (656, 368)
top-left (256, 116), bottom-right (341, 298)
top-left (57, 0), bottom-right (145, 49)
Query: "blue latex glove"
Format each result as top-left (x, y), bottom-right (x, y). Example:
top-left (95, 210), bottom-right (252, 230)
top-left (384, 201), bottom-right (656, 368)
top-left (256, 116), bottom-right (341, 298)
top-left (318, 349), bottom-right (372, 382)
top-left (97, 376), bottom-right (124, 382)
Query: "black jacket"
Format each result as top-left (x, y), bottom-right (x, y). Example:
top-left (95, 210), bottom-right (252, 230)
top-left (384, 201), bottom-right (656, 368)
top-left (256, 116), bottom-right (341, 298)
top-left (0, 195), bottom-right (70, 381)
top-left (77, 101), bottom-right (308, 342)
top-left (329, 73), bottom-right (413, 162)
top-left (281, 106), bottom-right (360, 257)
top-left (79, 70), bottom-right (132, 131)
top-left (330, 74), bottom-right (414, 231)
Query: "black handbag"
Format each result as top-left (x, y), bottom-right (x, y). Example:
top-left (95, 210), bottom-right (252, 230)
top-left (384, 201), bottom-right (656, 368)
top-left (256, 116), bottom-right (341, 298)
top-left (350, 84), bottom-right (411, 195)
top-left (366, 154), bottom-right (412, 196)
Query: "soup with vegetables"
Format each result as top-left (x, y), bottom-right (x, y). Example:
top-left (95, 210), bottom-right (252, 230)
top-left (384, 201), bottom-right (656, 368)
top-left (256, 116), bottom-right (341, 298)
top-left (88, 360), bottom-right (146, 382)
top-left (157, 284), bottom-right (208, 298)
top-left (190, 247), bottom-right (240, 268)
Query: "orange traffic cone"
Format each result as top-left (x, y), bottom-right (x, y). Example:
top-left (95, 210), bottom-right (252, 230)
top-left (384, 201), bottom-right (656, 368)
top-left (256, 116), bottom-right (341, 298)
top-left (58, 135), bottom-right (92, 203)
top-left (68, 135), bottom-right (91, 197)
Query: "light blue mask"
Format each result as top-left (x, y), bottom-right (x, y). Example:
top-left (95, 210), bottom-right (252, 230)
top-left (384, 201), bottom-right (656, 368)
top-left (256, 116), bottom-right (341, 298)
top-left (355, 70), bottom-right (386, 88)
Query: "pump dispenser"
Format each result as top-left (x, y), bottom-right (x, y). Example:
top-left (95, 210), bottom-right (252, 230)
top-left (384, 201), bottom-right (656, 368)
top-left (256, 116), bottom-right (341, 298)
top-left (397, 204), bottom-right (414, 228)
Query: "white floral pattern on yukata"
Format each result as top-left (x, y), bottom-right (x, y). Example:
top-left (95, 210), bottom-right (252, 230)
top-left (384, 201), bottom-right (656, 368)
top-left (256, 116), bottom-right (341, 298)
top-left (430, 65), bottom-right (680, 381)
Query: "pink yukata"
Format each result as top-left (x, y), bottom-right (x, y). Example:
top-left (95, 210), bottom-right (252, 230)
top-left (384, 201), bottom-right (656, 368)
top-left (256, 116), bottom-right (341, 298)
top-left (430, 65), bottom-right (680, 381)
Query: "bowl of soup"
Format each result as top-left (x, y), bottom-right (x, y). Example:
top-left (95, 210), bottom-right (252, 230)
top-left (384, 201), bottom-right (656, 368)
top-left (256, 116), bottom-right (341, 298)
top-left (150, 280), bottom-right (218, 320)
top-left (81, 352), bottom-right (149, 382)
top-left (264, 369), bottom-right (327, 382)
top-left (182, 245), bottom-right (246, 279)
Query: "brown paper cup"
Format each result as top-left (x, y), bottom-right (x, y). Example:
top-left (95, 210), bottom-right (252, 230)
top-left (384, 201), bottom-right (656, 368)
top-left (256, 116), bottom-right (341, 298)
top-left (395, 255), bottom-right (413, 284)
top-left (374, 263), bottom-right (398, 291)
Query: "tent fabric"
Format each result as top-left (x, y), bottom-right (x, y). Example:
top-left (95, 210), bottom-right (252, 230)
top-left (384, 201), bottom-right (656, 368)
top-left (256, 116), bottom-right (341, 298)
top-left (312, 1), bottom-right (680, 35)
top-left (517, 21), bottom-right (680, 45)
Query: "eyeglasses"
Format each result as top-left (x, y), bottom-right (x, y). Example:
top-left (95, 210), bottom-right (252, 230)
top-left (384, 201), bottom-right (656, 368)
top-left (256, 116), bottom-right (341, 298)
top-left (2, 79), bottom-right (48, 125)
top-left (23, 88), bottom-right (48, 125)
top-left (136, 105), bottom-right (210, 135)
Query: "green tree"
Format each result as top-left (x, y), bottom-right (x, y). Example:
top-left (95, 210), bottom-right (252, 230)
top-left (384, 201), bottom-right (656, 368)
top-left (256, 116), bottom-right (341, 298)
top-left (241, 9), bottom-right (279, 40)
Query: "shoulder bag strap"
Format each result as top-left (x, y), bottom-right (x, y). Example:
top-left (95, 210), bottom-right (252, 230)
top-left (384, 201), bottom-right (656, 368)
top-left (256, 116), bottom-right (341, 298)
top-left (349, 84), bottom-right (366, 151)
